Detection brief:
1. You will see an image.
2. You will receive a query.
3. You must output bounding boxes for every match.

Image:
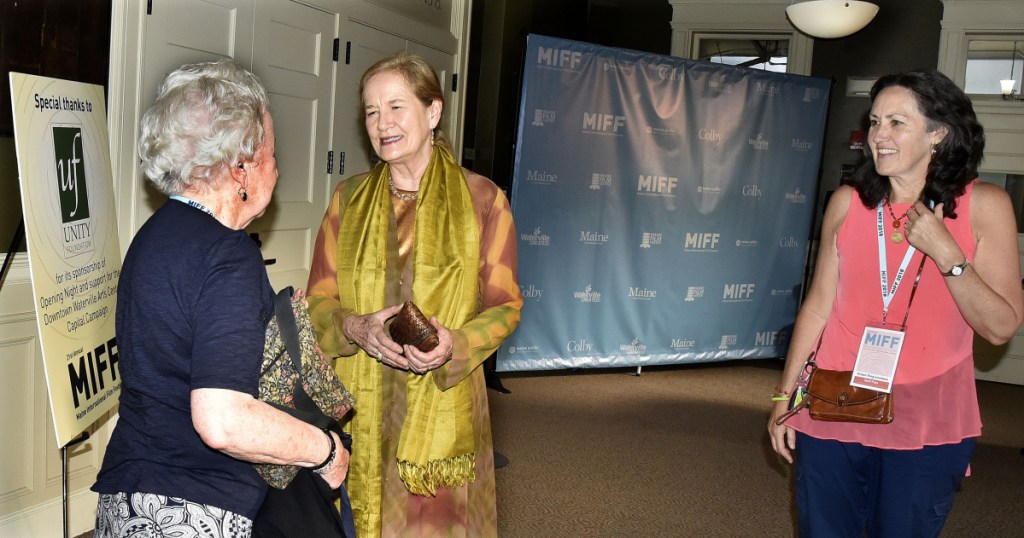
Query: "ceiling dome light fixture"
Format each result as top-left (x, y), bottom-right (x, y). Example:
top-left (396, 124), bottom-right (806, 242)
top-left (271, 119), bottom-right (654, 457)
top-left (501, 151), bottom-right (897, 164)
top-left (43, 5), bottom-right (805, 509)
top-left (786, 0), bottom-right (880, 39)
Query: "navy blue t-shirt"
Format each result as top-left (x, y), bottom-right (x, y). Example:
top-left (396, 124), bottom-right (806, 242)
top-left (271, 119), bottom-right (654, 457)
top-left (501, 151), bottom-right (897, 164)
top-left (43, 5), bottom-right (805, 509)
top-left (93, 199), bottom-right (274, 518)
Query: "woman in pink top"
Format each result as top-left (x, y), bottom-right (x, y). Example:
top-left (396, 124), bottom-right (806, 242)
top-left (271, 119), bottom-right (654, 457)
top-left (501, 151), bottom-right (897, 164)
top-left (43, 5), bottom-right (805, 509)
top-left (768, 70), bottom-right (1023, 536)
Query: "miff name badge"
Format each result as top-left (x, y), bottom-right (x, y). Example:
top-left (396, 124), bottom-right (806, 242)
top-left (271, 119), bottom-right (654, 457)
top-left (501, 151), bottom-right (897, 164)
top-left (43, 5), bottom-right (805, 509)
top-left (851, 325), bottom-right (905, 393)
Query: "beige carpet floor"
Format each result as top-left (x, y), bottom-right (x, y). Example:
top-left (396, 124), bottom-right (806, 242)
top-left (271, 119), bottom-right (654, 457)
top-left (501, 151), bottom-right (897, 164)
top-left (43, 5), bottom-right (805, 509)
top-left (489, 360), bottom-right (1024, 537)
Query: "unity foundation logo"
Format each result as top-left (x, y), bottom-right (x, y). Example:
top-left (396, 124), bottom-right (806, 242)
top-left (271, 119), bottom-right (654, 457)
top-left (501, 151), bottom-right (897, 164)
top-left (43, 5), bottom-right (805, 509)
top-left (53, 125), bottom-right (94, 258)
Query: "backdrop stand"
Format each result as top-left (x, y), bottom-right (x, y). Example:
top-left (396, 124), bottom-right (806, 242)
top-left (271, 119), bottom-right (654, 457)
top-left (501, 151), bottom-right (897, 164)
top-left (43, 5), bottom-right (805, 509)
top-left (63, 432), bottom-right (90, 538)
top-left (635, 366), bottom-right (642, 376)
top-left (0, 219), bottom-right (25, 291)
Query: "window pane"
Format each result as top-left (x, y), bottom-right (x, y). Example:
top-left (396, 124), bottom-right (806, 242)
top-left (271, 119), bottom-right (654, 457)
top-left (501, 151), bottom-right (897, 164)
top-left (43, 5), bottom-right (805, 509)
top-left (695, 36), bottom-right (789, 73)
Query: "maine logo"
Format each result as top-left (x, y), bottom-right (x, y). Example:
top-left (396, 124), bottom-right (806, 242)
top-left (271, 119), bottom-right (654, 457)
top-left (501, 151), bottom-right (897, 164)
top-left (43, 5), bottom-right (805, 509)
top-left (521, 227), bottom-right (551, 246)
top-left (791, 138), bottom-right (814, 152)
top-left (574, 285), bottom-right (602, 303)
top-left (697, 185), bottom-right (723, 194)
top-left (531, 109), bottom-right (556, 127)
top-left (670, 338), bottom-right (696, 350)
top-left (770, 288), bottom-right (794, 297)
top-left (685, 286), bottom-right (704, 302)
top-left (537, 47), bottom-right (582, 71)
top-left (719, 334), bottom-right (738, 350)
top-left (602, 58), bottom-right (634, 75)
top-left (645, 124), bottom-right (679, 137)
top-left (640, 232), bottom-right (663, 249)
top-left (802, 87), bottom-right (823, 102)
top-left (590, 173), bottom-right (612, 190)
top-left (521, 284), bottom-right (543, 301)
top-left (735, 239), bottom-right (758, 248)
top-left (507, 344), bottom-right (539, 354)
top-left (620, 337), bottom-right (647, 355)
top-left (583, 112), bottom-right (625, 135)
top-left (785, 188), bottom-right (808, 204)
top-left (579, 230), bottom-right (609, 245)
top-left (53, 125), bottom-right (94, 258)
top-left (526, 169), bottom-right (557, 185)
top-left (628, 286), bottom-right (657, 300)
top-left (756, 81), bottom-right (781, 96)
top-left (748, 133), bottom-right (769, 151)
top-left (637, 174), bottom-right (678, 197)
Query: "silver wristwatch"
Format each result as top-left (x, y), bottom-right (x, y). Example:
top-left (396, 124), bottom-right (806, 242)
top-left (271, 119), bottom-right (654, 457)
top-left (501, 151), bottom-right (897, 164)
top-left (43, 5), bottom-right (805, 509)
top-left (941, 259), bottom-right (969, 277)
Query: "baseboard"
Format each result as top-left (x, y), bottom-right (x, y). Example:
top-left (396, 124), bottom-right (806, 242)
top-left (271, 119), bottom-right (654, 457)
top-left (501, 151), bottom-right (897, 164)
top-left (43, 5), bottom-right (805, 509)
top-left (0, 487), bottom-right (96, 537)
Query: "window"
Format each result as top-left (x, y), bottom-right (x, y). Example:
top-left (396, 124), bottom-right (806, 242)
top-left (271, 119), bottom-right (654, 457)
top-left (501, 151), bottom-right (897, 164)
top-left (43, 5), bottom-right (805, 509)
top-left (693, 34), bottom-right (789, 73)
top-left (965, 39), bottom-right (1022, 96)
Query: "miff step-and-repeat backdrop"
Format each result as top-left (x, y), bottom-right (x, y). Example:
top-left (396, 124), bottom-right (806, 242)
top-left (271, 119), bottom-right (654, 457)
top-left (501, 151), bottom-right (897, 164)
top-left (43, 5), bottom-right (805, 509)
top-left (497, 35), bottom-right (832, 372)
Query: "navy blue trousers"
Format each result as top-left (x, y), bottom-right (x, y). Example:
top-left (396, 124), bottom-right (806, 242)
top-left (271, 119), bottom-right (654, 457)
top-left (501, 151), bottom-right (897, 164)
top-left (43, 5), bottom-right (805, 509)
top-left (794, 432), bottom-right (975, 538)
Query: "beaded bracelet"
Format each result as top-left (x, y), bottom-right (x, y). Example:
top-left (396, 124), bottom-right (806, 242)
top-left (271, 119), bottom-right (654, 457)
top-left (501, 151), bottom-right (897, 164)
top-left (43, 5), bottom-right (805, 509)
top-left (311, 428), bottom-right (336, 474)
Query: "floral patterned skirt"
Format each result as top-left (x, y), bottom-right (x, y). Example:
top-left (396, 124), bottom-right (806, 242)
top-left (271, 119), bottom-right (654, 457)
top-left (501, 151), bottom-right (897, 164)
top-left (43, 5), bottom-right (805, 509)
top-left (94, 492), bottom-right (253, 538)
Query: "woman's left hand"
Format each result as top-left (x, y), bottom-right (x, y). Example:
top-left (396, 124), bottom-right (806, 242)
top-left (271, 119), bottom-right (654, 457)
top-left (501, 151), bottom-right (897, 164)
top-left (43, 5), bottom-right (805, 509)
top-left (403, 317), bottom-right (454, 374)
top-left (904, 202), bottom-right (964, 269)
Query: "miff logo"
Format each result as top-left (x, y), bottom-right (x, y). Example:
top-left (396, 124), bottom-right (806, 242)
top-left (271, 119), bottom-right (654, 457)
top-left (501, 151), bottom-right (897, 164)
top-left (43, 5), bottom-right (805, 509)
top-left (53, 125), bottom-right (94, 258)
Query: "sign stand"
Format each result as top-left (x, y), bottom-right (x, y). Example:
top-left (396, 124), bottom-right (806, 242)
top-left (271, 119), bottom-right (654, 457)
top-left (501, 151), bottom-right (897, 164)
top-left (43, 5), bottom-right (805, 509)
top-left (62, 432), bottom-right (91, 538)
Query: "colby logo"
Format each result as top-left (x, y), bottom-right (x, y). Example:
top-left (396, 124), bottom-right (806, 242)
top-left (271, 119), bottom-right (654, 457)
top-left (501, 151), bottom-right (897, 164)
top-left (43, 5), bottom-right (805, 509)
top-left (637, 174), bottom-right (678, 196)
top-left (719, 334), bottom-right (738, 350)
top-left (640, 232), bottom-right (663, 248)
top-left (567, 339), bottom-right (593, 353)
top-left (698, 128), bottom-right (723, 146)
top-left (531, 109), bottom-right (556, 127)
top-left (580, 230), bottom-right (609, 245)
top-left (779, 236), bottom-right (799, 248)
top-left (521, 284), bottom-right (543, 301)
top-left (590, 173), bottom-right (612, 190)
top-left (655, 64), bottom-right (685, 81)
top-left (620, 338), bottom-right (647, 355)
top-left (786, 188), bottom-right (808, 204)
top-left (521, 227), bottom-right (551, 246)
top-left (723, 283), bottom-right (756, 302)
top-left (583, 112), bottom-right (625, 133)
top-left (684, 232), bottom-right (719, 251)
top-left (748, 133), bottom-right (769, 151)
top-left (527, 170), bottom-right (557, 184)
top-left (53, 126), bottom-right (94, 258)
top-left (538, 47), bottom-right (582, 70)
top-left (742, 184), bottom-right (763, 198)
top-left (685, 286), bottom-right (704, 302)
top-left (574, 285), bottom-right (602, 303)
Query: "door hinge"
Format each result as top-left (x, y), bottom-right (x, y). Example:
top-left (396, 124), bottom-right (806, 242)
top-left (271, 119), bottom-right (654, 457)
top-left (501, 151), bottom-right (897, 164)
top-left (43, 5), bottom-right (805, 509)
top-left (147, 0), bottom-right (153, 15)
top-left (333, 39), bottom-right (340, 62)
top-left (338, 151), bottom-right (346, 176)
top-left (345, 42), bottom-right (352, 65)
top-left (327, 150), bottom-right (334, 175)
top-left (452, 73), bottom-right (458, 92)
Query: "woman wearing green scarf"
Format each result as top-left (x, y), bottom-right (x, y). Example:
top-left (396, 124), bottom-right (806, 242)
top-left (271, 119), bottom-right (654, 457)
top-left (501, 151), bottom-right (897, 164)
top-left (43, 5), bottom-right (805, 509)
top-left (306, 51), bottom-right (523, 537)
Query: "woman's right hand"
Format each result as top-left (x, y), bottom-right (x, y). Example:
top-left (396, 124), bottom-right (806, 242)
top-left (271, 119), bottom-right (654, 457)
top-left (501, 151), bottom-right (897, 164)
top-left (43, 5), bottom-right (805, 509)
top-left (767, 400), bottom-right (797, 464)
top-left (342, 303), bottom-right (407, 369)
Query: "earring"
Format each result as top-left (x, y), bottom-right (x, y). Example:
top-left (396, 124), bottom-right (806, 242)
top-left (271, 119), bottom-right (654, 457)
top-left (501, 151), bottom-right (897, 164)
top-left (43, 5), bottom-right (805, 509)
top-left (238, 186), bottom-right (248, 202)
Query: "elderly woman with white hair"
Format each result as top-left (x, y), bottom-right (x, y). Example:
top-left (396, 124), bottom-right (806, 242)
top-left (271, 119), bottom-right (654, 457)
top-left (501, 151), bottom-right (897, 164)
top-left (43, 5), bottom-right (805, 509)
top-left (91, 59), bottom-right (349, 537)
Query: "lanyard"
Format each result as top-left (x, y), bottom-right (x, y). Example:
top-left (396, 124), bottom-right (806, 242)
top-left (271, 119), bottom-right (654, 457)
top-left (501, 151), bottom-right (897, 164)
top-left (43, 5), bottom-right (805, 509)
top-left (876, 202), bottom-right (917, 321)
top-left (170, 195), bottom-right (216, 218)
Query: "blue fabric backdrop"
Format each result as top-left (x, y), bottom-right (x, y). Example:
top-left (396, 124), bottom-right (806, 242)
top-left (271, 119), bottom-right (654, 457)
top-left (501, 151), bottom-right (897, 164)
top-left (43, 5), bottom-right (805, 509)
top-left (497, 35), bottom-right (832, 372)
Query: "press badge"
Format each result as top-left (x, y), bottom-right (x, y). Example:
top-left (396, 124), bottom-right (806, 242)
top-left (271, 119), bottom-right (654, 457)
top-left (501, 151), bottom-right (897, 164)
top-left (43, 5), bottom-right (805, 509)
top-left (850, 324), bottom-right (905, 393)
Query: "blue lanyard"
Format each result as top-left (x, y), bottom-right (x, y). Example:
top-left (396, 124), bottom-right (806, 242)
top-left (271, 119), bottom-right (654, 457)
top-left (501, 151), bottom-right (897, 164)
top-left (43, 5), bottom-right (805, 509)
top-left (170, 195), bottom-right (216, 218)
top-left (876, 202), bottom-right (917, 320)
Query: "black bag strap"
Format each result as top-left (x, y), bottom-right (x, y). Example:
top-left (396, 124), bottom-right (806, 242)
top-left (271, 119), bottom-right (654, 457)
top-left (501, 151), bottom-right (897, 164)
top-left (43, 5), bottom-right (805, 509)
top-left (274, 286), bottom-right (302, 373)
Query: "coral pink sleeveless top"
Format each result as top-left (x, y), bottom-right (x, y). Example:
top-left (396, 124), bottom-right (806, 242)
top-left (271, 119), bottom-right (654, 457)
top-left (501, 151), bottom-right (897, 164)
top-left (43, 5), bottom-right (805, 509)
top-left (789, 181), bottom-right (981, 449)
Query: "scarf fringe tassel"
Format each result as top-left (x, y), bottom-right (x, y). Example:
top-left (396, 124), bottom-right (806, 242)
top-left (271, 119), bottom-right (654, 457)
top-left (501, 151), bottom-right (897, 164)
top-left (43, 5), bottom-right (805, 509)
top-left (397, 453), bottom-right (477, 497)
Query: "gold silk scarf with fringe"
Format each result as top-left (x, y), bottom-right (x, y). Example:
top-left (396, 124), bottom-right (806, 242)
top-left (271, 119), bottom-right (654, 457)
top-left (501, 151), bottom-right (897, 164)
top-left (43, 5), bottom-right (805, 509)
top-left (336, 144), bottom-right (479, 501)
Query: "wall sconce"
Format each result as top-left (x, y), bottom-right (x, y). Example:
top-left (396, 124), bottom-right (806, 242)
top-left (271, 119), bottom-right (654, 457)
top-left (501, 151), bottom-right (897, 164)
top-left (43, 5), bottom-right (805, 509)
top-left (1003, 41), bottom-right (1020, 101)
top-left (786, 0), bottom-right (879, 39)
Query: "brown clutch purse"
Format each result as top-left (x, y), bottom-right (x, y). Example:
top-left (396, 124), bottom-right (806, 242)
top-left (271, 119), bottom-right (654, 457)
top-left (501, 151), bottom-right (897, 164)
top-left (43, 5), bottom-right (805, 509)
top-left (388, 301), bottom-right (439, 352)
